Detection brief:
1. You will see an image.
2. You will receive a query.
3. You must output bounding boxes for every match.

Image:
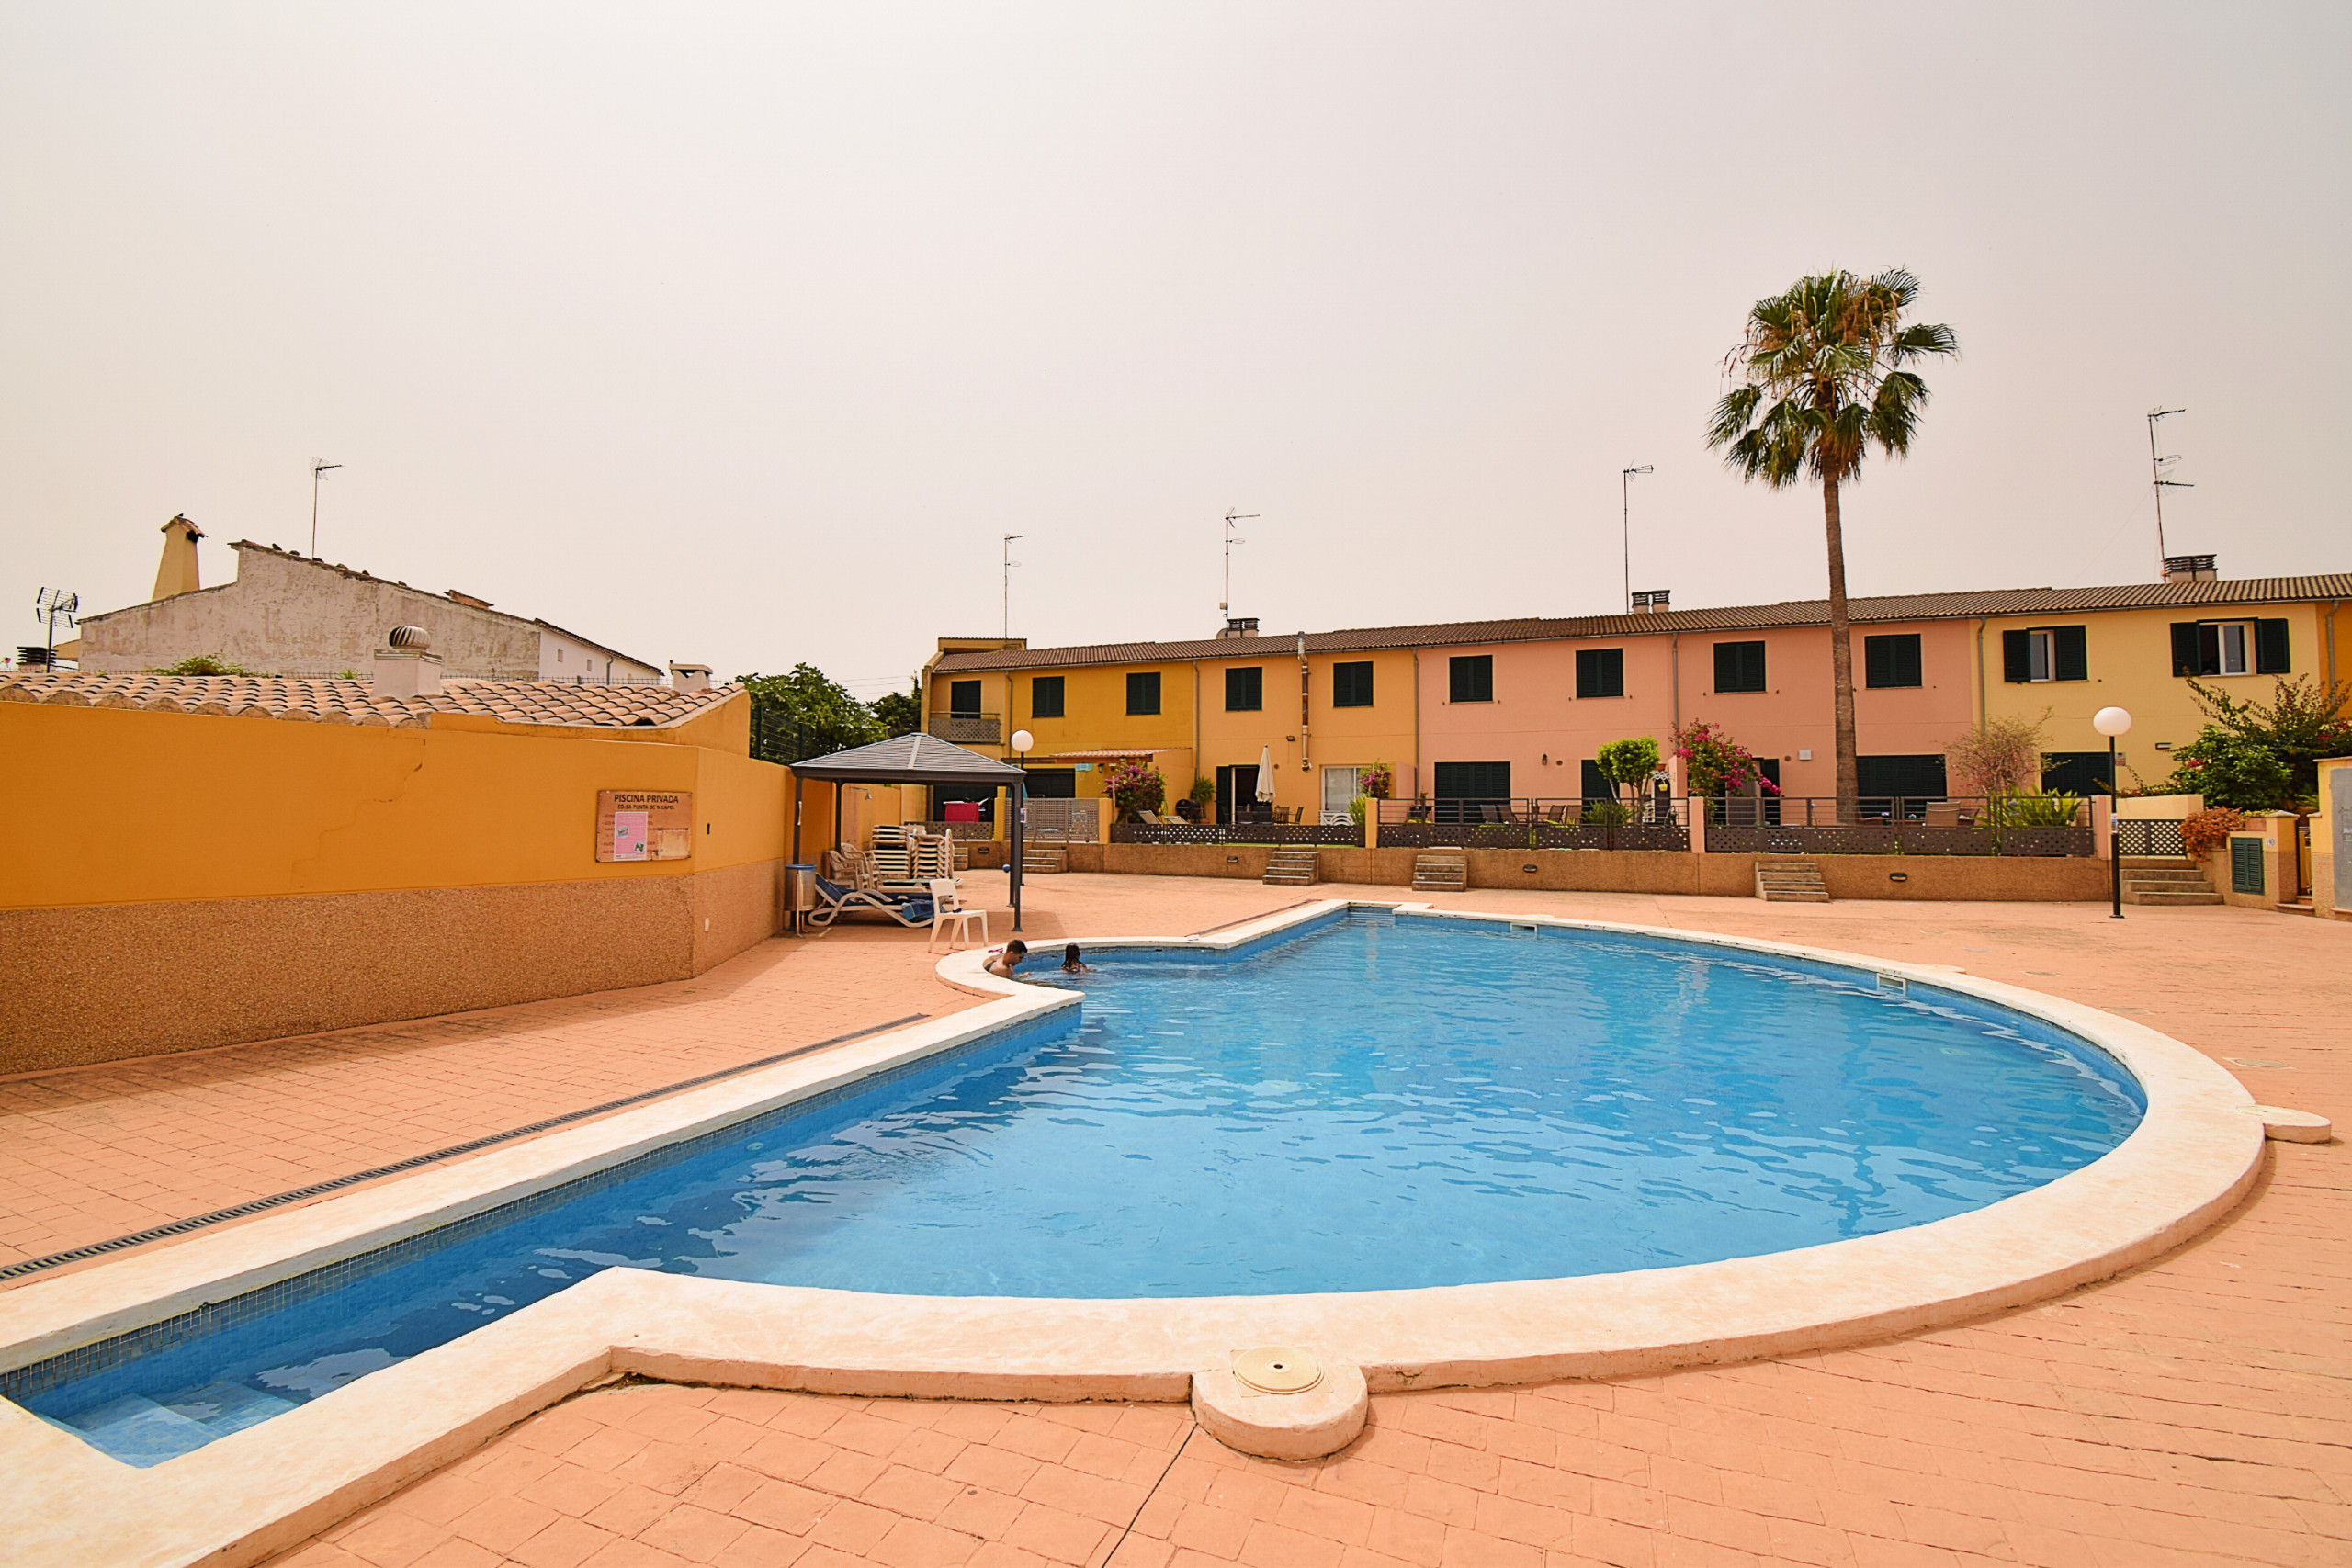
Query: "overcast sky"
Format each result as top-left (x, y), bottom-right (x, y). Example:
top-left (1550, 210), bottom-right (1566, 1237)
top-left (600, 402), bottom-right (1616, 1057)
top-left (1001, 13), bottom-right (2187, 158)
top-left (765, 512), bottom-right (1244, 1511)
top-left (4, 4), bottom-right (2344, 698)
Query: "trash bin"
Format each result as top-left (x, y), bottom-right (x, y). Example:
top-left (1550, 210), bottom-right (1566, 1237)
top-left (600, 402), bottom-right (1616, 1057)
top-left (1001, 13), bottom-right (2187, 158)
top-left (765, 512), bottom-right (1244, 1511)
top-left (783, 863), bottom-right (818, 933)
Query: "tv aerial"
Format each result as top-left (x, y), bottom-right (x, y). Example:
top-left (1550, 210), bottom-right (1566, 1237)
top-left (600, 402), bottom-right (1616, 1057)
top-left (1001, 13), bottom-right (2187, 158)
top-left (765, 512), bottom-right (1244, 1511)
top-left (32, 587), bottom-right (78, 663)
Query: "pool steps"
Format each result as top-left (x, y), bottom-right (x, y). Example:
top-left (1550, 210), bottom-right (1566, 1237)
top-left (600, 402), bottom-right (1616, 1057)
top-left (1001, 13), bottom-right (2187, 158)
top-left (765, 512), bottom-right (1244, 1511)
top-left (1755, 859), bottom-right (1831, 901)
top-left (1262, 848), bottom-right (1320, 886)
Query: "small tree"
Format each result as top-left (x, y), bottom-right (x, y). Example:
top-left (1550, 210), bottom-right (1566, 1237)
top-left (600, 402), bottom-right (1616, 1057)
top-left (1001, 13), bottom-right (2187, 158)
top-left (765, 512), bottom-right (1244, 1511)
top-left (1947, 712), bottom-right (2051, 798)
top-left (869, 681), bottom-right (922, 738)
top-left (1595, 737), bottom-right (1662, 809)
top-left (736, 663), bottom-right (882, 764)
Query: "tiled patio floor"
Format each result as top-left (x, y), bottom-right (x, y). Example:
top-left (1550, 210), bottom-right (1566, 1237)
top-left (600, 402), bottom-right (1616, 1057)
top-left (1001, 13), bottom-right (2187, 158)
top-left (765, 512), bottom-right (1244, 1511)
top-left (6, 874), bottom-right (2345, 1565)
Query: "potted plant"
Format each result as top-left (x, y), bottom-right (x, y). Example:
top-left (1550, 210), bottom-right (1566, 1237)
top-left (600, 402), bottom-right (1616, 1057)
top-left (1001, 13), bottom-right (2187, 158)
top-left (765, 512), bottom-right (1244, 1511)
top-left (1102, 757), bottom-right (1168, 822)
top-left (1176, 775), bottom-right (1216, 822)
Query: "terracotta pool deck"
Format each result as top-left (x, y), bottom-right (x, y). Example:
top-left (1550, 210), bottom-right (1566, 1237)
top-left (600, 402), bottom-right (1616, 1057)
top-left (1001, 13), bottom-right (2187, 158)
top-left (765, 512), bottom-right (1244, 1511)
top-left (6, 874), bottom-right (2346, 1567)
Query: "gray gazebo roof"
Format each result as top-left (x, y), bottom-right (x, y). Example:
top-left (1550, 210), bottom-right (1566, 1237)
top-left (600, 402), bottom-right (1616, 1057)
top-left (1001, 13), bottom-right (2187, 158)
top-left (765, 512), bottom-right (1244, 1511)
top-left (788, 731), bottom-right (1025, 786)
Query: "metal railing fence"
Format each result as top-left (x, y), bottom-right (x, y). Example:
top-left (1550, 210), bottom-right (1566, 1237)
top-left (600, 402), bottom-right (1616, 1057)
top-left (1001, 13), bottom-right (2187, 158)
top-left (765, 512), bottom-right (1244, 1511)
top-left (1112, 820), bottom-right (1365, 846)
top-left (1375, 796), bottom-right (1690, 852)
top-left (1702, 795), bottom-right (2094, 857)
top-left (926, 711), bottom-right (1002, 744)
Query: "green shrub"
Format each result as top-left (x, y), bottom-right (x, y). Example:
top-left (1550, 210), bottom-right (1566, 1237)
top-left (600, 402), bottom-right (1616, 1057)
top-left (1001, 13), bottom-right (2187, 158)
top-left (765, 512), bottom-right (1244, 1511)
top-left (153, 654), bottom-right (269, 677)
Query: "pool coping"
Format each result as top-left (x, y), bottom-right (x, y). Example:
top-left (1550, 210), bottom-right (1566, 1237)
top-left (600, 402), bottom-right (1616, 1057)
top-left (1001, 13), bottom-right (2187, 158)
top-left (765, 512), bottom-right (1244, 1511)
top-left (0, 899), bottom-right (2267, 1568)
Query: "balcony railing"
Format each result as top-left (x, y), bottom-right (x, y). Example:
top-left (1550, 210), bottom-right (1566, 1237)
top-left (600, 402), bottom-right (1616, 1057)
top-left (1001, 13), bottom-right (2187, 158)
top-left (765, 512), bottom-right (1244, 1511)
top-left (926, 711), bottom-right (1001, 744)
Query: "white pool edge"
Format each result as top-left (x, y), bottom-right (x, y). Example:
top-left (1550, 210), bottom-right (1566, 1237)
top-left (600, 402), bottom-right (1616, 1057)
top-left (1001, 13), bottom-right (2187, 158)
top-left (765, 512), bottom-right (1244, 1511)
top-left (0, 899), bottom-right (2267, 1568)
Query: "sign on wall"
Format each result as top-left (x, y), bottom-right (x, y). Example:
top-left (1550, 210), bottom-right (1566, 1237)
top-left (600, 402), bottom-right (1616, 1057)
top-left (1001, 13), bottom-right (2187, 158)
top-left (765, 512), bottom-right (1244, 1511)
top-left (596, 790), bottom-right (695, 862)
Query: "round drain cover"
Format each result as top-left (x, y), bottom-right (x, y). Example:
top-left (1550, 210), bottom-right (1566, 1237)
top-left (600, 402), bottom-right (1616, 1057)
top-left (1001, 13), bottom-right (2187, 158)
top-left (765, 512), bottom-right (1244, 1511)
top-left (1233, 1347), bottom-right (1323, 1395)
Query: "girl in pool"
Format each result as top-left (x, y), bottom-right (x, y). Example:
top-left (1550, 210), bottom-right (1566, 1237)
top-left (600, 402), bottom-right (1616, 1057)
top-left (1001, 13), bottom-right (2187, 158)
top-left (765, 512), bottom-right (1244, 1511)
top-left (1061, 944), bottom-right (1096, 974)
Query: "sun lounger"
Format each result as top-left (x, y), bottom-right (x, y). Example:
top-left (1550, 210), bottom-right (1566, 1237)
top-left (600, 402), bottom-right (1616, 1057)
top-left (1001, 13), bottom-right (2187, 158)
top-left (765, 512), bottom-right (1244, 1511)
top-left (808, 875), bottom-right (935, 933)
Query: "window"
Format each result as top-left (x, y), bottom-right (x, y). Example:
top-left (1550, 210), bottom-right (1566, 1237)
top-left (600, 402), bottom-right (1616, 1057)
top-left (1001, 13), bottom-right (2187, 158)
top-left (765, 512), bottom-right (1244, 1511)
top-left (1022, 768), bottom-right (1077, 799)
top-left (1030, 675), bottom-right (1065, 718)
top-left (1448, 655), bottom-right (1494, 703)
top-left (2231, 836), bottom-right (2265, 895)
top-left (2171, 618), bottom-right (2290, 677)
top-left (1224, 666), bottom-right (1263, 712)
top-left (2041, 751), bottom-right (2113, 797)
top-left (1713, 640), bottom-right (1767, 693)
top-left (1864, 634), bottom-right (1922, 688)
top-left (1331, 660), bottom-right (1374, 707)
top-left (949, 680), bottom-right (982, 716)
top-left (2001, 626), bottom-right (2087, 682)
top-left (1579, 760), bottom-right (1613, 803)
top-left (1575, 648), bottom-right (1624, 699)
top-left (1125, 671), bottom-right (1160, 715)
top-left (1434, 761), bottom-right (1510, 801)
top-left (1856, 754), bottom-right (1949, 808)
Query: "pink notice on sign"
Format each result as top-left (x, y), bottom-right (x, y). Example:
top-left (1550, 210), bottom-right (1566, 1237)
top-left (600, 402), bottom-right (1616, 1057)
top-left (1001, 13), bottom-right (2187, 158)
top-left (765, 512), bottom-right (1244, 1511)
top-left (611, 811), bottom-right (650, 861)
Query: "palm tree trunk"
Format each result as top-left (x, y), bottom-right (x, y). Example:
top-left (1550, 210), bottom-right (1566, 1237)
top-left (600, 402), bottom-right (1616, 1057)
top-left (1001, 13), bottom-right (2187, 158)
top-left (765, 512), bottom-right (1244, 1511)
top-left (1823, 473), bottom-right (1860, 815)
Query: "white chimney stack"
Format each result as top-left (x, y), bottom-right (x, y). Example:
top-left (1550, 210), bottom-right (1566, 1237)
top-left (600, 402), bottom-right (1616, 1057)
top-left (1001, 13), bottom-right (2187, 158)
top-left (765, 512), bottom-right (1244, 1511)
top-left (669, 662), bottom-right (713, 694)
top-left (374, 626), bottom-right (443, 697)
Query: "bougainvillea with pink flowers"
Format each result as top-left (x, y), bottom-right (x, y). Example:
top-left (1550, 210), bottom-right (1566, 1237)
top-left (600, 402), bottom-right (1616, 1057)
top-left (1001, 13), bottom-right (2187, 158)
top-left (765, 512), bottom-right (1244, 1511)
top-left (1671, 719), bottom-right (1779, 797)
top-left (1100, 756), bottom-right (1167, 818)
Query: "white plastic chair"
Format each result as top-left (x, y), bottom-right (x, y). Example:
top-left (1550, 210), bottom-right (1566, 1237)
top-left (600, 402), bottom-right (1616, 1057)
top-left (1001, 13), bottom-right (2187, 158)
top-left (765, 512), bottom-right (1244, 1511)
top-left (926, 877), bottom-right (987, 952)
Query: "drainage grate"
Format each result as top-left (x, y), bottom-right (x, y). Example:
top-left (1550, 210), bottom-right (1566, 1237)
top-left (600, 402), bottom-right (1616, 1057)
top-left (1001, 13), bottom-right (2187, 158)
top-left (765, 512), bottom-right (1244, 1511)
top-left (0, 1014), bottom-right (928, 1282)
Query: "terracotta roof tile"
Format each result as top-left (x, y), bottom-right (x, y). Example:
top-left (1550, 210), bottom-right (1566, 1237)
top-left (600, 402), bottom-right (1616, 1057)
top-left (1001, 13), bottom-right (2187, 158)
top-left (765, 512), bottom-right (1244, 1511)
top-left (0, 671), bottom-right (734, 730)
top-left (929, 574), bottom-right (2352, 672)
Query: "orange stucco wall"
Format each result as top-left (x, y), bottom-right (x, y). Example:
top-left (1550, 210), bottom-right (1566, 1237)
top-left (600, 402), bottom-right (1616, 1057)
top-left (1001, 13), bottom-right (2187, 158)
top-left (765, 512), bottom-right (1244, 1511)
top-left (2, 699), bottom-right (787, 909)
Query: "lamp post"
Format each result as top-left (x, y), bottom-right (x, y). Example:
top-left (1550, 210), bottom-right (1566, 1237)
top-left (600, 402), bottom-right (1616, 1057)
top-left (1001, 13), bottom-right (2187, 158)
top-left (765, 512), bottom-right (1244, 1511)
top-left (1620, 466), bottom-right (1652, 614)
top-left (1009, 728), bottom-right (1034, 932)
top-left (2094, 706), bottom-right (2132, 919)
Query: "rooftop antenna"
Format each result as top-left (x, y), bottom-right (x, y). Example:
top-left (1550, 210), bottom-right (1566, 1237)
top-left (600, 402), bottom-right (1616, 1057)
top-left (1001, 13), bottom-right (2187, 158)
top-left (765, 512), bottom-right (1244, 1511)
top-left (1001, 534), bottom-right (1027, 640)
top-left (1620, 465), bottom-right (1653, 613)
top-left (2145, 409), bottom-right (2189, 574)
top-left (310, 458), bottom-right (342, 557)
top-left (33, 586), bottom-right (78, 662)
top-left (1220, 508), bottom-right (1259, 629)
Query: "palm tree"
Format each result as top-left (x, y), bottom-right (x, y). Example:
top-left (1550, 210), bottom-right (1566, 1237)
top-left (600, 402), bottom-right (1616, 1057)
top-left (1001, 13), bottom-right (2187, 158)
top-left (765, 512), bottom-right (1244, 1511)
top-left (1705, 269), bottom-right (1957, 811)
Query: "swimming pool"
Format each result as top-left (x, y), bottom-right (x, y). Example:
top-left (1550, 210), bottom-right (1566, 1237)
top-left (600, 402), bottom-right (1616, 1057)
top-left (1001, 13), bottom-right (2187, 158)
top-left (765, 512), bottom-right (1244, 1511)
top-left (6, 910), bottom-right (2145, 1465)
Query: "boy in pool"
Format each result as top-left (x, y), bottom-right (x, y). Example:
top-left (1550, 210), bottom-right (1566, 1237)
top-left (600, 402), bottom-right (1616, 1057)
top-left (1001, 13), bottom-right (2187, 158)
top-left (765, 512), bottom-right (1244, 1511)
top-left (1061, 944), bottom-right (1096, 974)
top-left (983, 940), bottom-right (1029, 979)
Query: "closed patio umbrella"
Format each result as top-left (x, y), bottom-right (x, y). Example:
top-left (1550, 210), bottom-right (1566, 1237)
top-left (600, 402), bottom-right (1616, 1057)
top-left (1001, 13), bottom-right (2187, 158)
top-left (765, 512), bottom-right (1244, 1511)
top-left (1256, 745), bottom-right (1276, 802)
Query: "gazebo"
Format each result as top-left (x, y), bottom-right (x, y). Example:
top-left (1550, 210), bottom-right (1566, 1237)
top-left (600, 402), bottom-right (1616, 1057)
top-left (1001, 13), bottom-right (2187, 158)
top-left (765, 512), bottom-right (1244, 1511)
top-left (787, 732), bottom-right (1034, 931)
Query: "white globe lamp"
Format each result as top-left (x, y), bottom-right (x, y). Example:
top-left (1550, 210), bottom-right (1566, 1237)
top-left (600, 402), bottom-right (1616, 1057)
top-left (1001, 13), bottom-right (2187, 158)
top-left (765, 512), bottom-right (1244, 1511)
top-left (2091, 708), bottom-right (2131, 919)
top-left (1010, 728), bottom-right (1035, 754)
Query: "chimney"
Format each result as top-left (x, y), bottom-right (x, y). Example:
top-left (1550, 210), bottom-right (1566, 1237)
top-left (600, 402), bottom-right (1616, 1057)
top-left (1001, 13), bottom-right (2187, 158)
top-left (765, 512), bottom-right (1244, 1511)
top-left (2162, 554), bottom-right (2217, 584)
top-left (1217, 616), bottom-right (1261, 639)
top-left (1632, 589), bottom-right (1670, 612)
top-left (669, 661), bottom-right (713, 694)
top-left (152, 514), bottom-right (205, 601)
top-left (373, 626), bottom-right (443, 697)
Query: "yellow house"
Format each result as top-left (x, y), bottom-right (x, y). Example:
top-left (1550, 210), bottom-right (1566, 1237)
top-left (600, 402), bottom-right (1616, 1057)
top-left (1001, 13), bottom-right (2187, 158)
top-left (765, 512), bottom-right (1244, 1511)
top-left (922, 632), bottom-right (1419, 823)
top-left (1981, 572), bottom-right (2349, 794)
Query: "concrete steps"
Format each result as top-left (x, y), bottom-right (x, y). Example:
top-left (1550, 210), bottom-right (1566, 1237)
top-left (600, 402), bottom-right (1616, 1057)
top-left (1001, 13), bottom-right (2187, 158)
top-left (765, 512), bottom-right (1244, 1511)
top-left (1411, 853), bottom-right (1466, 893)
top-left (1756, 860), bottom-right (1830, 902)
top-left (1263, 848), bottom-right (1320, 887)
top-left (2121, 864), bottom-right (2222, 906)
top-left (1019, 848), bottom-right (1067, 875)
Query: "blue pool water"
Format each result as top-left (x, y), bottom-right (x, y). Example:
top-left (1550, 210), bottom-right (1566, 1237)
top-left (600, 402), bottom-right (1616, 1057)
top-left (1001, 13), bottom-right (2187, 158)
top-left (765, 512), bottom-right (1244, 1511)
top-left (7, 913), bottom-right (2143, 1464)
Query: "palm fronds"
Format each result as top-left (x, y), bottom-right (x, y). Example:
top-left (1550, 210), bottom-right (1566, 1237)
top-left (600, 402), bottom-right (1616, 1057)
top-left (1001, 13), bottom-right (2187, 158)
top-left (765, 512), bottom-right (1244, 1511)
top-left (1704, 268), bottom-right (1957, 483)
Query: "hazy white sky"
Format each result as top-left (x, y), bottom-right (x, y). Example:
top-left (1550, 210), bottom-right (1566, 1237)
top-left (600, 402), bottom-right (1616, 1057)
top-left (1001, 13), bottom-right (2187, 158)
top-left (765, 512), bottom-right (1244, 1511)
top-left (4, 3), bottom-right (2344, 698)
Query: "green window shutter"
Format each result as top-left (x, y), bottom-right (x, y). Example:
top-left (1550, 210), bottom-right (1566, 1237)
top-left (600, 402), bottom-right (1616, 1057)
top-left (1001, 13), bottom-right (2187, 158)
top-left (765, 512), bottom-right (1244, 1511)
top-left (1031, 676), bottom-right (1064, 718)
top-left (2002, 630), bottom-right (2032, 683)
top-left (1580, 760), bottom-right (1612, 801)
top-left (1125, 671), bottom-right (1160, 715)
top-left (2169, 623), bottom-right (2200, 678)
top-left (1224, 666), bottom-right (1262, 711)
top-left (2231, 837), bottom-right (2265, 895)
top-left (2052, 626), bottom-right (2088, 682)
top-left (2256, 618), bottom-right (2291, 674)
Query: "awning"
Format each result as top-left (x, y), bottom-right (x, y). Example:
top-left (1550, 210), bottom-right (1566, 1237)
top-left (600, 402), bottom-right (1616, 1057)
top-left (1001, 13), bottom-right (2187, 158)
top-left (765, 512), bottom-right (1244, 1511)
top-left (787, 732), bottom-right (1026, 786)
top-left (1044, 749), bottom-right (1184, 761)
